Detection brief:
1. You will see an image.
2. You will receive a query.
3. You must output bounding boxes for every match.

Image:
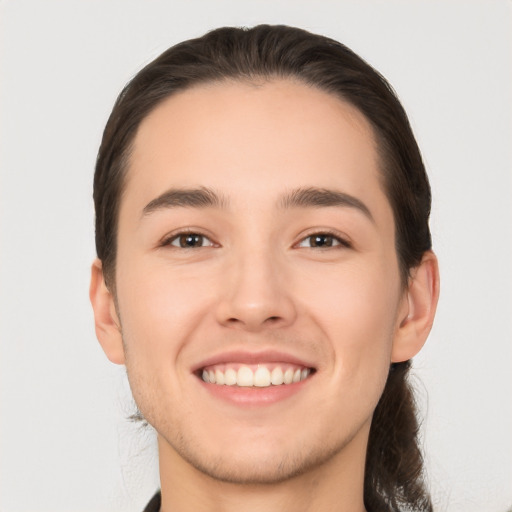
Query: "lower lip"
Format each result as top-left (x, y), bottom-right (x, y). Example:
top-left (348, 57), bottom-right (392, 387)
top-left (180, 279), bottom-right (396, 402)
top-left (197, 376), bottom-right (312, 406)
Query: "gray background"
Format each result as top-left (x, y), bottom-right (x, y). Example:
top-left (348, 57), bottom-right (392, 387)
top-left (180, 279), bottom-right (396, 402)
top-left (1, 1), bottom-right (511, 511)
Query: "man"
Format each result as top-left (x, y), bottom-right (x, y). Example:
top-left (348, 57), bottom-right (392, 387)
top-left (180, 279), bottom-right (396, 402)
top-left (90, 25), bottom-right (439, 512)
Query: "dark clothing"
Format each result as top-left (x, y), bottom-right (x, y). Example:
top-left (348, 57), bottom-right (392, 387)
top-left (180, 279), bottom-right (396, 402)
top-left (143, 491), bottom-right (161, 512)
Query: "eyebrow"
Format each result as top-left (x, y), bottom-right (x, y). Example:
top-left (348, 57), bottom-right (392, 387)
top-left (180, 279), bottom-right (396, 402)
top-left (142, 187), bottom-right (228, 216)
top-left (279, 187), bottom-right (374, 223)
top-left (142, 185), bottom-right (374, 223)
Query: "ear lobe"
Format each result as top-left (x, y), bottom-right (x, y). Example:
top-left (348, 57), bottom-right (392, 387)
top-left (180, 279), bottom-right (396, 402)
top-left (391, 251), bottom-right (440, 363)
top-left (89, 259), bottom-right (125, 365)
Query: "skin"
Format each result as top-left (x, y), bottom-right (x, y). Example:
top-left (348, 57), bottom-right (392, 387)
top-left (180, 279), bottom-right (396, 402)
top-left (91, 79), bottom-right (439, 512)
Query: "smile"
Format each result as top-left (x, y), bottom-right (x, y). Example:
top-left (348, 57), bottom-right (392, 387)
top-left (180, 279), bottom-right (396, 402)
top-left (200, 363), bottom-right (313, 388)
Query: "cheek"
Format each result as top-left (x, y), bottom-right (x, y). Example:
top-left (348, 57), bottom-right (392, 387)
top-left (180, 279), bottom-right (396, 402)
top-left (115, 264), bottom-right (212, 424)
top-left (130, 262), bottom-right (203, 306)
top-left (115, 260), bottom-right (217, 373)
top-left (300, 258), bottom-right (401, 375)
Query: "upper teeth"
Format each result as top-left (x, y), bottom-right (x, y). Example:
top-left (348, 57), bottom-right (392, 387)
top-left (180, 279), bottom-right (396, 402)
top-left (201, 365), bottom-right (311, 387)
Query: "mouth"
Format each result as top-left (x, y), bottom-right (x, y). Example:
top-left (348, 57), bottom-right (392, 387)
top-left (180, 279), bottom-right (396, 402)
top-left (192, 350), bottom-right (317, 405)
top-left (198, 363), bottom-right (315, 388)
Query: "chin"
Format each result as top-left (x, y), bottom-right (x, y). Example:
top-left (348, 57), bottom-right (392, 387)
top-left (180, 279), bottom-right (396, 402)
top-left (166, 429), bottom-right (351, 485)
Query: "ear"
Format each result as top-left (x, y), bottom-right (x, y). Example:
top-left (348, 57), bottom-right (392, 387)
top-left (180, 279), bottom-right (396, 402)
top-left (391, 251), bottom-right (440, 362)
top-left (89, 259), bottom-right (125, 365)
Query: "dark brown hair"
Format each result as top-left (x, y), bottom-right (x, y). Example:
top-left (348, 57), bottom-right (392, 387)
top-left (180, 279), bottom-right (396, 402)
top-left (94, 25), bottom-right (433, 511)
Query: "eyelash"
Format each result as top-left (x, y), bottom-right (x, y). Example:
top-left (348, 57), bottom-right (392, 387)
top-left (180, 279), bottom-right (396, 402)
top-left (295, 230), bottom-right (352, 249)
top-left (160, 230), bottom-right (216, 249)
top-left (160, 229), bottom-right (351, 250)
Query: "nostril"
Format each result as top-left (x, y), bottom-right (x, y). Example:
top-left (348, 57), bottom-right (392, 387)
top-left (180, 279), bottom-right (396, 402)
top-left (261, 316), bottom-right (285, 327)
top-left (226, 316), bottom-right (280, 324)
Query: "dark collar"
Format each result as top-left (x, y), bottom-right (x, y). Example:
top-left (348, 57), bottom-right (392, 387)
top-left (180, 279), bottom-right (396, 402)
top-left (143, 491), bottom-right (161, 512)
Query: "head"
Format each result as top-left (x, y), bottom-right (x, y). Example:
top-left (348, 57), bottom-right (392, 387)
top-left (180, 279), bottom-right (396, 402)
top-left (91, 25), bottom-right (438, 511)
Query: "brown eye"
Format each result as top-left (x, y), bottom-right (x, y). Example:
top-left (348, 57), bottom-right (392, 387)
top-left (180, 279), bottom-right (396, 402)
top-left (168, 233), bottom-right (212, 248)
top-left (310, 234), bottom-right (335, 247)
top-left (297, 233), bottom-right (349, 248)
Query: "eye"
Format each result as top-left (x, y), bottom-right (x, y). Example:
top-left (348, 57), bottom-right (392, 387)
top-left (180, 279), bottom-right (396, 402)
top-left (297, 233), bottom-right (350, 249)
top-left (165, 232), bottom-right (214, 248)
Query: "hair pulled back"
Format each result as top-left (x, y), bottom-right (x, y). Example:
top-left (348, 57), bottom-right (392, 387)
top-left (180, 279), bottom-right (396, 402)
top-left (94, 25), bottom-right (433, 511)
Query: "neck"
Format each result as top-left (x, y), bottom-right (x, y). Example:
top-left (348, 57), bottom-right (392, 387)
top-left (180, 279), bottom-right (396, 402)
top-left (157, 426), bottom-right (369, 512)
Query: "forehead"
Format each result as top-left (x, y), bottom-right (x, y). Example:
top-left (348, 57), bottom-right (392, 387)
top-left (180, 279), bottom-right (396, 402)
top-left (123, 79), bottom-right (389, 218)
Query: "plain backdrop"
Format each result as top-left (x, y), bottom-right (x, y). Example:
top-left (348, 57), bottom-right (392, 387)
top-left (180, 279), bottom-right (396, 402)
top-left (1, 1), bottom-right (511, 511)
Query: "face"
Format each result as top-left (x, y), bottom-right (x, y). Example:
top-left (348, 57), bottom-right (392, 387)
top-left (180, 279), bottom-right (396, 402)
top-left (113, 80), bottom-right (408, 483)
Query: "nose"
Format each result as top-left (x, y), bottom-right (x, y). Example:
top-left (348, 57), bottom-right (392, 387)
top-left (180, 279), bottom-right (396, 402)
top-left (215, 248), bottom-right (297, 332)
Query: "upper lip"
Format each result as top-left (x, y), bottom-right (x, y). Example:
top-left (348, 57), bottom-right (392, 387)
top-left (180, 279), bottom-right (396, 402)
top-left (192, 349), bottom-right (316, 372)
